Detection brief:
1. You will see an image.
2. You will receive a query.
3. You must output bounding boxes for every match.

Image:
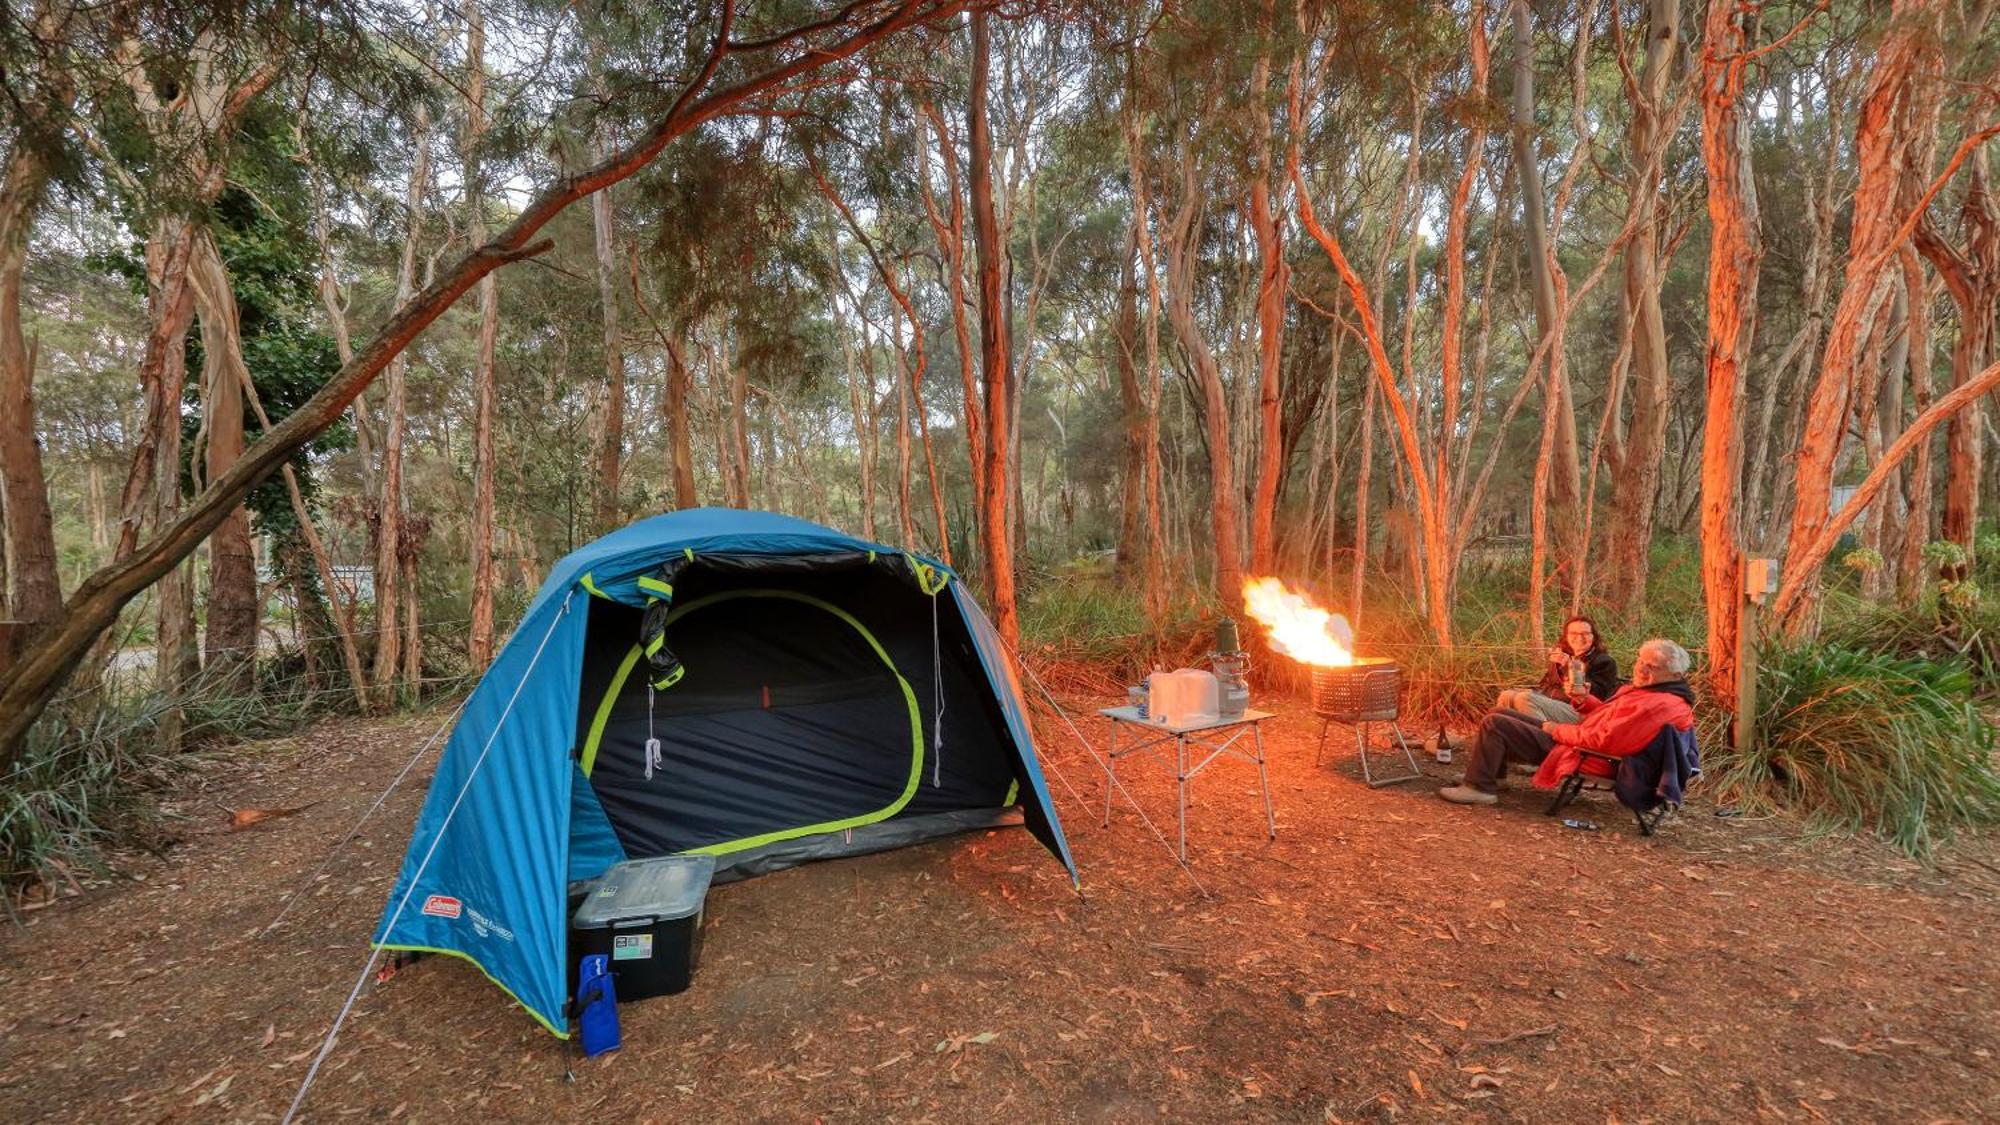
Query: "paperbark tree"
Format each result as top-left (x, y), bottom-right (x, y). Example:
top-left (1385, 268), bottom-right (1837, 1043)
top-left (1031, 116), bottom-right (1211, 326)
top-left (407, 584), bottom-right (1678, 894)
top-left (1697, 0), bottom-right (1761, 704)
top-left (968, 10), bottom-right (1018, 647)
top-left (1916, 152), bottom-right (2000, 567)
top-left (0, 0), bottom-right (978, 768)
top-left (1780, 0), bottom-right (1944, 632)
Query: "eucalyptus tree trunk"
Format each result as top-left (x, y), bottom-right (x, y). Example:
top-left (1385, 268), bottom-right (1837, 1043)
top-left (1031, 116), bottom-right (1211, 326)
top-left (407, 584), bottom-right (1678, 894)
top-left (189, 231), bottom-right (259, 692)
top-left (1917, 155), bottom-right (1999, 568)
top-left (1896, 246), bottom-right (1935, 605)
top-left (1113, 215), bottom-right (1146, 579)
top-left (465, 0), bottom-right (499, 670)
top-left (1247, 42), bottom-right (1288, 574)
top-left (969, 11), bottom-right (1018, 647)
top-left (1697, 0), bottom-right (1761, 704)
top-left (374, 103), bottom-right (431, 706)
top-left (1508, 0), bottom-right (1582, 575)
top-left (589, 97), bottom-right (626, 534)
top-left (0, 117), bottom-right (65, 633)
top-left (915, 98), bottom-right (985, 548)
top-left (1126, 114), bottom-right (1169, 619)
top-left (1162, 160), bottom-right (1244, 615)
top-left (1864, 280), bottom-right (1911, 599)
top-left (1605, 0), bottom-right (1681, 617)
top-left (1779, 0), bottom-right (1941, 633)
top-left (664, 337), bottom-right (698, 508)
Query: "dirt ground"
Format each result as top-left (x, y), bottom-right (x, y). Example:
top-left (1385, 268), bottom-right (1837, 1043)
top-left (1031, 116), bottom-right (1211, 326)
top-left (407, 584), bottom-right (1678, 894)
top-left (3, 698), bottom-right (1998, 1123)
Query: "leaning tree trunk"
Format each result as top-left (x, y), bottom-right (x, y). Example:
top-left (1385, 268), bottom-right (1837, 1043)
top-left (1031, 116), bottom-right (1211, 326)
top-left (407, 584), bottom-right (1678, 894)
top-left (0, 0), bottom-right (971, 772)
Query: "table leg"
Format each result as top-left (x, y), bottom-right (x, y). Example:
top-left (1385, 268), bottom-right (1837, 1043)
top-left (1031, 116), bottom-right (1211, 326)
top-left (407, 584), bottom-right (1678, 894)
top-left (1253, 724), bottom-right (1277, 840)
top-left (1176, 734), bottom-right (1188, 863)
top-left (1102, 721), bottom-right (1118, 827)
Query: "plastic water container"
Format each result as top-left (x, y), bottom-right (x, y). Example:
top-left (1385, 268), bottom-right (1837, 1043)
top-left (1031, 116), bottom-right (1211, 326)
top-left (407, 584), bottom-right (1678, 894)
top-left (1147, 669), bottom-right (1220, 726)
top-left (571, 854), bottom-right (715, 1001)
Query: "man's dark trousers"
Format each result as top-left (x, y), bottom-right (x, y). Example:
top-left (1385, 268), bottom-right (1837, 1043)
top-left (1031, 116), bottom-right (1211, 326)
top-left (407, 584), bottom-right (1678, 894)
top-left (1461, 709), bottom-right (1556, 792)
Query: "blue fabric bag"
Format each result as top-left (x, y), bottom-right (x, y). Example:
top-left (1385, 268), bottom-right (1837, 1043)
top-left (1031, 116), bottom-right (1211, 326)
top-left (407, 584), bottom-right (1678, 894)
top-left (575, 953), bottom-right (620, 1057)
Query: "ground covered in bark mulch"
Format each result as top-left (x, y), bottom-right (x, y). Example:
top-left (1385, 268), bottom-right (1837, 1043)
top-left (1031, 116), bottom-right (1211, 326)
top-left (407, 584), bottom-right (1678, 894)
top-left (3, 698), bottom-right (1998, 1123)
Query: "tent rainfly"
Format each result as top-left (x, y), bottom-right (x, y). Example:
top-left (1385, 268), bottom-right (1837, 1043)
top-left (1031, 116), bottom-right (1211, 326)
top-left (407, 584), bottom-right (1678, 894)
top-left (372, 509), bottom-right (1076, 1035)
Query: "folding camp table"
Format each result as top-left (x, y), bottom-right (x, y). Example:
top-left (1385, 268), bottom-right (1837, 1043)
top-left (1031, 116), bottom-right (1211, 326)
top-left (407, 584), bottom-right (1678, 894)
top-left (1097, 706), bottom-right (1276, 862)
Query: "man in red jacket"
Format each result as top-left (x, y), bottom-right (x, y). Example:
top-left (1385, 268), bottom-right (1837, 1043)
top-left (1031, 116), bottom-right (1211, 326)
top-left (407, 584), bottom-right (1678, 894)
top-left (1439, 639), bottom-right (1696, 806)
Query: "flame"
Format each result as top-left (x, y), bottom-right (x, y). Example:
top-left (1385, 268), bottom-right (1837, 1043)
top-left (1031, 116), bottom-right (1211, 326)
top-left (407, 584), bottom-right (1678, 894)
top-left (1242, 577), bottom-right (1355, 667)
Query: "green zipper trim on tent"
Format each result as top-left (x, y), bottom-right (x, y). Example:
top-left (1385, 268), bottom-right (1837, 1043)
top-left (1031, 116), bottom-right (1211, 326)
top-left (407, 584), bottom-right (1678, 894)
top-left (637, 576), bottom-right (673, 600)
top-left (579, 572), bottom-right (611, 600)
top-left (374, 942), bottom-right (568, 1039)
top-left (580, 644), bottom-right (646, 777)
top-left (648, 664), bottom-right (684, 691)
top-left (683, 547), bottom-right (695, 561)
top-left (577, 589), bottom-right (924, 857)
top-left (1004, 779), bottom-right (1019, 806)
top-left (907, 554), bottom-right (950, 596)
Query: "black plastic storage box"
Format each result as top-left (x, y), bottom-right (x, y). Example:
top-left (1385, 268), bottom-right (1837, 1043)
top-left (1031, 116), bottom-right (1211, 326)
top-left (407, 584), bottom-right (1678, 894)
top-left (570, 854), bottom-right (716, 1002)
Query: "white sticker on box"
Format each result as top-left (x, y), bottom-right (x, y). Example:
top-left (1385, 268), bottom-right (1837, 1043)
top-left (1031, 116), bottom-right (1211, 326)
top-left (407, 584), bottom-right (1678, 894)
top-left (613, 934), bottom-right (654, 961)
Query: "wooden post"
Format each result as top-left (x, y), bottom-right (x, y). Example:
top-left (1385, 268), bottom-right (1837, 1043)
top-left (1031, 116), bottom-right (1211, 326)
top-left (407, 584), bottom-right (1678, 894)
top-left (0, 621), bottom-right (18, 678)
top-left (1735, 558), bottom-right (1776, 758)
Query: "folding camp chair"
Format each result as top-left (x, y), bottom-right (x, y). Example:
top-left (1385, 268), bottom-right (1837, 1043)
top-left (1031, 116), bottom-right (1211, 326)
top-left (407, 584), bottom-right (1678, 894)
top-left (1542, 725), bottom-right (1695, 837)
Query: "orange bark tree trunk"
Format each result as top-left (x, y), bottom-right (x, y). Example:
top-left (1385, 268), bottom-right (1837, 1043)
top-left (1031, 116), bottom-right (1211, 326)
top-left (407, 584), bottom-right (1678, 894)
top-left (1778, 0), bottom-right (1942, 632)
top-left (1697, 0), bottom-right (1762, 705)
top-left (969, 12), bottom-right (1018, 647)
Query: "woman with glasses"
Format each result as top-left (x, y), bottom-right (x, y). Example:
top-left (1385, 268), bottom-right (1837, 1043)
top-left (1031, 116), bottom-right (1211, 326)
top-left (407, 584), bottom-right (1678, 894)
top-left (1491, 614), bottom-right (1620, 726)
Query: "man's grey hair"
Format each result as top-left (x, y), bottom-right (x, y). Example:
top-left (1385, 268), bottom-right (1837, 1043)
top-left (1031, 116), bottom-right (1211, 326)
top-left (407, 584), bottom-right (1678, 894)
top-left (1638, 638), bottom-right (1691, 677)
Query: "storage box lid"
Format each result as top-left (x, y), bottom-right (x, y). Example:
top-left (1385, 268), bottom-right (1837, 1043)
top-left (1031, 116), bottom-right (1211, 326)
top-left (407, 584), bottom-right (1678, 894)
top-left (573, 854), bottom-right (716, 927)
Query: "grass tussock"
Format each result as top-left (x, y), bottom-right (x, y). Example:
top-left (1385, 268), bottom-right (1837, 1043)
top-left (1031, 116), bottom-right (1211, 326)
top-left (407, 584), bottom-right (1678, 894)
top-left (1705, 643), bottom-right (2000, 857)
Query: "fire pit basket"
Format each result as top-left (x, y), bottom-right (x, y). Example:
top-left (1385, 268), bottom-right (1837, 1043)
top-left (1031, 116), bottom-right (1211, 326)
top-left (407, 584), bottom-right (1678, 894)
top-left (1309, 657), bottom-right (1422, 787)
top-left (1309, 658), bottom-right (1402, 723)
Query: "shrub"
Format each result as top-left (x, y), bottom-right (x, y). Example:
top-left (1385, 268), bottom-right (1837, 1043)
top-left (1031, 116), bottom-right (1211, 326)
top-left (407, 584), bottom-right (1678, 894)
top-left (1706, 642), bottom-right (2000, 857)
top-left (1, 689), bottom-right (184, 901)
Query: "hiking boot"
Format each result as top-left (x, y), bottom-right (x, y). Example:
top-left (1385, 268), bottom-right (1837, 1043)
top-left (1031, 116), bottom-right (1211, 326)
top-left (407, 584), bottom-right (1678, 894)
top-left (1438, 784), bottom-right (1499, 806)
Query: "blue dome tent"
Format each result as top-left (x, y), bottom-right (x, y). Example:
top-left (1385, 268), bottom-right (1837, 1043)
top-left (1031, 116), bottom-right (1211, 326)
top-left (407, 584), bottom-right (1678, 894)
top-left (371, 509), bottom-right (1076, 1036)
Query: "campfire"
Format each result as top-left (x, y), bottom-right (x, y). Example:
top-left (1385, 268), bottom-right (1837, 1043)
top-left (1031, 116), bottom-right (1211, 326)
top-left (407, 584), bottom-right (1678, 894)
top-left (1242, 578), bottom-right (1421, 787)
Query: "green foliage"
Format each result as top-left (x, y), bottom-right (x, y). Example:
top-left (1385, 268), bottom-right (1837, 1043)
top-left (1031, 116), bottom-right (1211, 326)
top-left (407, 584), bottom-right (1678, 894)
top-left (1705, 644), bottom-right (2000, 858)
